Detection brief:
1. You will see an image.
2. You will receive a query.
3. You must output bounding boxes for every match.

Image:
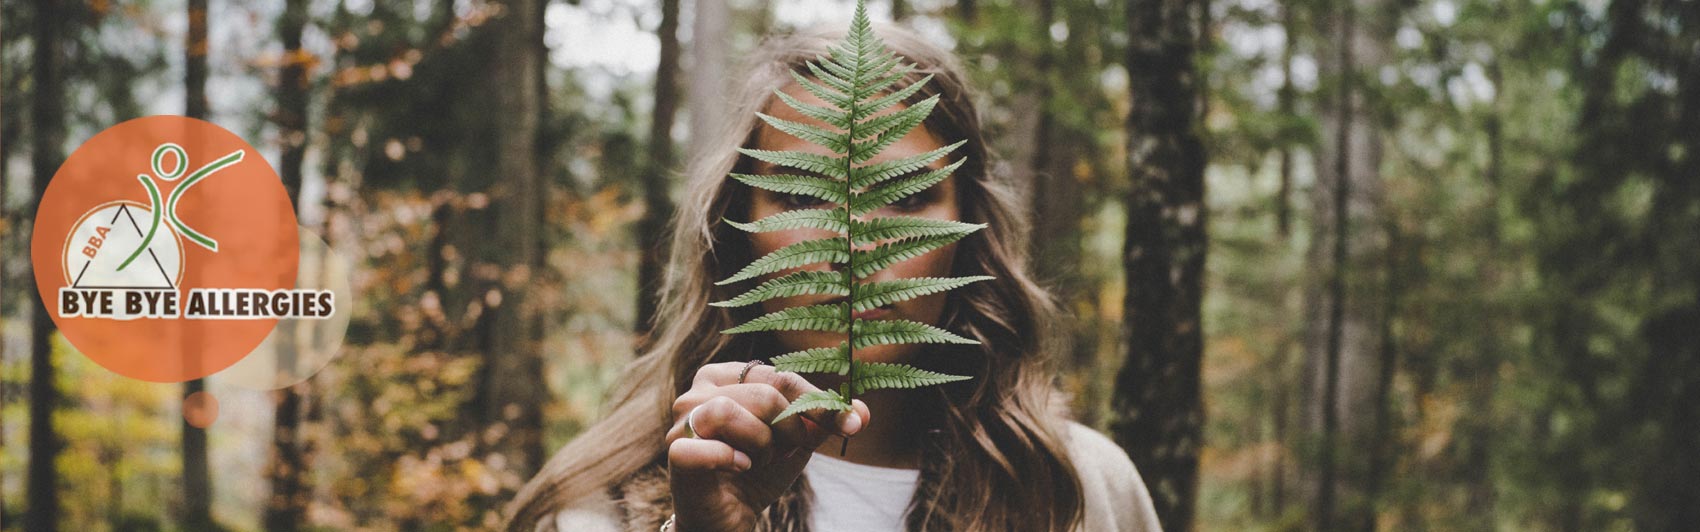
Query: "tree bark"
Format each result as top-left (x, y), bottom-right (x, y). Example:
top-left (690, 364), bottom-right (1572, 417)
top-left (469, 0), bottom-right (548, 496)
top-left (1275, 0), bottom-right (1297, 238)
top-left (1303, 0), bottom-right (1387, 526)
top-left (1360, 219), bottom-right (1400, 531)
top-left (27, 1), bottom-right (67, 530)
top-left (263, 0), bottom-right (313, 527)
top-left (182, 1), bottom-right (214, 528)
top-left (636, 0), bottom-right (682, 336)
top-left (1026, 0), bottom-right (1078, 275)
top-left (686, 0), bottom-right (730, 164)
top-left (1108, 0), bottom-right (1208, 529)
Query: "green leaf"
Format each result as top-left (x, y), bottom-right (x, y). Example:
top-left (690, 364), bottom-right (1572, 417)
top-left (772, 389), bottom-right (851, 423)
top-left (851, 216), bottom-right (984, 245)
top-left (756, 112), bottom-right (849, 153)
top-left (806, 62), bottom-right (856, 95)
top-left (731, 173), bottom-right (847, 204)
top-left (854, 74), bottom-right (934, 123)
top-left (713, 271), bottom-right (850, 308)
top-left (728, 0), bottom-right (980, 424)
top-left (852, 233), bottom-right (975, 278)
top-left (850, 361), bottom-right (970, 394)
top-left (775, 90), bottom-right (850, 129)
top-left (851, 159), bottom-right (963, 215)
top-left (851, 319), bottom-right (978, 349)
top-left (726, 209), bottom-right (850, 235)
top-left (771, 343), bottom-right (851, 374)
top-left (717, 238), bottom-right (849, 286)
top-left (854, 94), bottom-right (937, 143)
top-left (816, 53), bottom-right (858, 83)
top-left (856, 63), bottom-right (915, 100)
top-left (723, 303), bottom-right (849, 334)
top-left (852, 276), bottom-right (994, 312)
top-left (789, 70), bottom-right (852, 110)
top-left (851, 141), bottom-right (965, 190)
top-left (852, 99), bottom-right (937, 163)
top-left (736, 148), bottom-right (848, 180)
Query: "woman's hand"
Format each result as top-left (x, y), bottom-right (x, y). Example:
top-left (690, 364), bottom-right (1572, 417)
top-left (666, 361), bottom-right (870, 532)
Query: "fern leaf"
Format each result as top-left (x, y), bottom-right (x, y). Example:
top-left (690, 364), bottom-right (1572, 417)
top-left (723, 0), bottom-right (988, 432)
top-left (851, 276), bottom-right (994, 312)
top-left (771, 343), bottom-right (851, 374)
top-left (850, 141), bottom-right (964, 190)
top-left (851, 216), bottom-right (983, 245)
top-left (864, 51), bottom-right (902, 79)
top-left (726, 208), bottom-right (850, 235)
top-left (731, 173), bottom-right (847, 204)
top-left (805, 62), bottom-right (856, 95)
top-left (756, 112), bottom-right (849, 153)
top-left (816, 53), bottom-right (859, 83)
top-left (852, 233), bottom-right (975, 278)
top-left (736, 148), bottom-right (848, 180)
top-left (851, 99), bottom-right (938, 164)
top-left (850, 361), bottom-right (970, 394)
top-left (772, 389), bottom-right (852, 423)
top-left (717, 238), bottom-right (849, 286)
top-left (850, 160), bottom-right (962, 215)
top-left (851, 319), bottom-right (978, 349)
top-left (723, 303), bottom-right (849, 334)
top-left (776, 90), bottom-right (851, 128)
top-left (713, 271), bottom-right (849, 308)
top-left (856, 63), bottom-right (915, 100)
top-left (854, 94), bottom-right (937, 142)
top-left (853, 73), bottom-right (934, 123)
top-left (789, 70), bottom-right (853, 110)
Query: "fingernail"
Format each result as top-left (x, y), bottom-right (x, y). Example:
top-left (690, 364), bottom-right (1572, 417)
top-left (843, 412), bottom-right (864, 435)
top-left (732, 450), bottom-right (753, 471)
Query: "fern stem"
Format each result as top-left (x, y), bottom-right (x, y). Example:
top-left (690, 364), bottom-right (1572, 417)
top-left (840, 8), bottom-right (866, 457)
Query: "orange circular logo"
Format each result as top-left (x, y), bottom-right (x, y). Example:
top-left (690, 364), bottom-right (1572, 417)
top-left (31, 116), bottom-right (327, 383)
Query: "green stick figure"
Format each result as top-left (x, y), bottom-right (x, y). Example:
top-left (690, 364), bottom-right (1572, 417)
top-left (116, 142), bottom-right (244, 271)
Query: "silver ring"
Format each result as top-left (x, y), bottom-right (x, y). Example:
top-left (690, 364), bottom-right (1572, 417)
top-left (684, 404), bottom-right (704, 439)
top-left (738, 359), bottom-right (765, 384)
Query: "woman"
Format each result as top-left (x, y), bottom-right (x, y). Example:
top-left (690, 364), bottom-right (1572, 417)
top-left (506, 21), bottom-right (1162, 532)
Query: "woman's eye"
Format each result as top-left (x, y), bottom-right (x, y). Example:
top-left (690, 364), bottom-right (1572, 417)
top-left (779, 193), bottom-right (828, 209)
top-left (889, 191), bottom-right (931, 211)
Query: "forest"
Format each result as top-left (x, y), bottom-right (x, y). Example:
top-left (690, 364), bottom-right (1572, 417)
top-left (2, 0), bottom-right (1697, 530)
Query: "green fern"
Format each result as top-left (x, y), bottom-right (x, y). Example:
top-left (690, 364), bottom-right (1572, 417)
top-left (714, 0), bottom-right (983, 435)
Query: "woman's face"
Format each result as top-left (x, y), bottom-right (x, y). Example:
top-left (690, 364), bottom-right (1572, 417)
top-left (742, 80), bottom-right (962, 365)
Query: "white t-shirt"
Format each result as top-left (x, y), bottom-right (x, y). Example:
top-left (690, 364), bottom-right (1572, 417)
top-left (802, 452), bottom-right (921, 532)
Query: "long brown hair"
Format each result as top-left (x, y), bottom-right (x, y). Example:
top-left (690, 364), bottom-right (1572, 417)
top-left (507, 22), bottom-right (1084, 531)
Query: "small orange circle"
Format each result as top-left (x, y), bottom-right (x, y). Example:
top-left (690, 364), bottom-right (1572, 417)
top-left (31, 116), bottom-right (299, 383)
top-left (183, 391), bottom-right (220, 428)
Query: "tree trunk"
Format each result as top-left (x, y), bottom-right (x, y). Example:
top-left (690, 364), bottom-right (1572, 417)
top-left (686, 0), bottom-right (730, 164)
top-left (636, 0), bottom-right (682, 336)
top-left (1022, 0), bottom-right (1096, 422)
top-left (469, 0), bottom-right (548, 498)
top-left (1303, 0), bottom-right (1387, 526)
top-left (181, 1), bottom-right (214, 529)
top-left (27, 1), bottom-right (67, 529)
top-left (1108, 0), bottom-right (1208, 529)
top-left (1026, 0), bottom-right (1077, 274)
top-left (1275, 0), bottom-right (1297, 238)
top-left (1360, 219), bottom-right (1400, 531)
top-left (1023, 0), bottom-right (1084, 276)
top-left (263, 0), bottom-right (312, 527)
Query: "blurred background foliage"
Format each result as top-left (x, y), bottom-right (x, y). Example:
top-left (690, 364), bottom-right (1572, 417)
top-left (2, 0), bottom-right (1697, 530)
